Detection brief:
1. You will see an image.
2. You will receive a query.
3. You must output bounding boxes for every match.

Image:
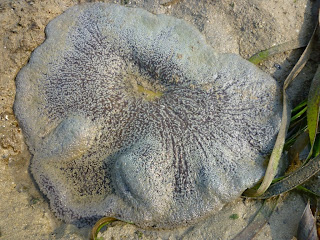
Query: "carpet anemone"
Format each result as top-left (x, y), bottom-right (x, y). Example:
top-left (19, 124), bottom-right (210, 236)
top-left (14, 3), bottom-right (282, 228)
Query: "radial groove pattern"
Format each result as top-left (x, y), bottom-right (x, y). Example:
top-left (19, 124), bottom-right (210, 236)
top-left (14, 3), bottom-right (282, 228)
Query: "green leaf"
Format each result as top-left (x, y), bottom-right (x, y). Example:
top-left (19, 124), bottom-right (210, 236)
top-left (229, 213), bottom-right (239, 220)
top-left (248, 39), bottom-right (308, 65)
top-left (307, 65), bottom-right (320, 157)
top-left (291, 106), bottom-right (307, 122)
top-left (90, 217), bottom-right (118, 240)
top-left (248, 50), bottom-right (270, 65)
top-left (292, 99), bottom-right (307, 114)
top-left (245, 10), bottom-right (319, 197)
top-left (284, 125), bottom-right (308, 150)
top-left (312, 135), bottom-right (320, 158)
top-left (296, 186), bottom-right (320, 198)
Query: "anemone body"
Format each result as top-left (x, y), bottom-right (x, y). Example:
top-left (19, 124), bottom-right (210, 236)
top-left (14, 3), bottom-right (282, 228)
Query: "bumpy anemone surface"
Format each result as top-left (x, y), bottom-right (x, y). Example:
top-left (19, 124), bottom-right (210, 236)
top-left (14, 3), bottom-right (282, 228)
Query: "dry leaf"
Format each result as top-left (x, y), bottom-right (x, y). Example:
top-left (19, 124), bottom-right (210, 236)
top-left (297, 201), bottom-right (318, 240)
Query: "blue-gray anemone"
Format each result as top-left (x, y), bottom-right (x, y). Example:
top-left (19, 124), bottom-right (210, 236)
top-left (14, 3), bottom-right (282, 228)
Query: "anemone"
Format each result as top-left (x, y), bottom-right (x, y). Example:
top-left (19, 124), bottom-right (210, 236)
top-left (14, 3), bottom-right (282, 228)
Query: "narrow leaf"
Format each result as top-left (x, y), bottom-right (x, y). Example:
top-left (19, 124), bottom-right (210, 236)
top-left (286, 131), bottom-right (309, 173)
top-left (245, 9), bottom-right (320, 197)
top-left (307, 65), bottom-right (320, 156)
top-left (284, 125), bottom-right (308, 149)
top-left (248, 39), bottom-right (308, 65)
top-left (296, 186), bottom-right (320, 198)
top-left (90, 217), bottom-right (118, 240)
top-left (292, 99), bottom-right (308, 114)
top-left (297, 201), bottom-right (318, 240)
top-left (283, 17), bottom-right (319, 89)
top-left (244, 93), bottom-right (291, 197)
top-left (248, 153), bottom-right (320, 199)
top-left (313, 135), bottom-right (320, 157)
top-left (160, 0), bottom-right (182, 6)
top-left (291, 107), bottom-right (307, 122)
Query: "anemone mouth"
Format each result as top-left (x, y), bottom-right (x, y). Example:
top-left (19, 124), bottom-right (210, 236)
top-left (122, 69), bottom-right (165, 102)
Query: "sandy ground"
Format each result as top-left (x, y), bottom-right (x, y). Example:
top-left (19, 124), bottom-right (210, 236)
top-left (0, 0), bottom-right (319, 239)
